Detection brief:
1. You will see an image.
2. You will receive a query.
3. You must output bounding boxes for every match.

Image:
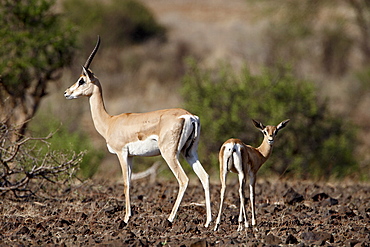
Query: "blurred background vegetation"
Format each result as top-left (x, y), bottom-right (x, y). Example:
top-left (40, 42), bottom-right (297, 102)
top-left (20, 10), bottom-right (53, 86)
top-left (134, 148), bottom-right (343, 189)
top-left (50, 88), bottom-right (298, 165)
top-left (1, 0), bottom-right (369, 182)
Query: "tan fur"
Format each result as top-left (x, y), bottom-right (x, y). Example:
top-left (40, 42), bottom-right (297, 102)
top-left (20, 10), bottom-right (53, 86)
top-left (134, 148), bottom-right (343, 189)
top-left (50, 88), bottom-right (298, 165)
top-left (64, 43), bottom-right (211, 227)
top-left (214, 119), bottom-right (289, 231)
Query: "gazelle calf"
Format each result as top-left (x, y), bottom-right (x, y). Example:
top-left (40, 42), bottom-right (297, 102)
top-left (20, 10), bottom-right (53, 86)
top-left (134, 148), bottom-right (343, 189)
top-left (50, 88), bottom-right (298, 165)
top-left (214, 119), bottom-right (290, 231)
top-left (64, 37), bottom-right (212, 227)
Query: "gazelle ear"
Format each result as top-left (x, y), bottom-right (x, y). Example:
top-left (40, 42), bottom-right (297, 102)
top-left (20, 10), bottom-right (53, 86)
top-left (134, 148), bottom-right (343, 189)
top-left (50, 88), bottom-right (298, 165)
top-left (82, 66), bottom-right (94, 80)
top-left (276, 119), bottom-right (290, 132)
top-left (252, 119), bottom-right (265, 131)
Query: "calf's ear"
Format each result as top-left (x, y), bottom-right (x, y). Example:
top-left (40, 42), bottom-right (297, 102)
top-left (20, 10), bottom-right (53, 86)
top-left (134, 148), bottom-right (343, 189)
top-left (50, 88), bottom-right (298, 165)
top-left (252, 119), bottom-right (265, 131)
top-left (276, 119), bottom-right (290, 133)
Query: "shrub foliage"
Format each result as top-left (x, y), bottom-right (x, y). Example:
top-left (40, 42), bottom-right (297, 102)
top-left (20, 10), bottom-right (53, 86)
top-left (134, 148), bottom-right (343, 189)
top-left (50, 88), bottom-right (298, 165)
top-left (181, 60), bottom-right (358, 180)
top-left (63, 0), bottom-right (166, 47)
top-left (0, 0), bottom-right (76, 137)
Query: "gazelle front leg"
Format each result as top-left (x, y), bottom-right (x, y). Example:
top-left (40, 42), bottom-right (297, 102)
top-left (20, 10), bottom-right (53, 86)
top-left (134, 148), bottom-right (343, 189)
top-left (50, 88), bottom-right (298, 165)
top-left (237, 171), bottom-right (248, 231)
top-left (249, 171), bottom-right (257, 228)
top-left (117, 151), bottom-right (133, 223)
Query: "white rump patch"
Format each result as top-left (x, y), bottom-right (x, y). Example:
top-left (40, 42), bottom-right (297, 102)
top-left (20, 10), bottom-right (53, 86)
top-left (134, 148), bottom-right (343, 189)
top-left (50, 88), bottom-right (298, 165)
top-left (223, 142), bottom-right (243, 173)
top-left (177, 114), bottom-right (200, 154)
top-left (125, 135), bottom-right (160, 157)
top-left (223, 142), bottom-right (235, 157)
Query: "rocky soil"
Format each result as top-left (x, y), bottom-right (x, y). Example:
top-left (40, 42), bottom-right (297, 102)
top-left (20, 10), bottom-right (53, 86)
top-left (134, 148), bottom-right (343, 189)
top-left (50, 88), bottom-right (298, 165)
top-left (1, 179), bottom-right (369, 246)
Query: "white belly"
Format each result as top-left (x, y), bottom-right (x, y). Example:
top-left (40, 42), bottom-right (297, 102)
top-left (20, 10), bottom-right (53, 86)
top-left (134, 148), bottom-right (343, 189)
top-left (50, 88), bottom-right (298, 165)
top-left (125, 135), bottom-right (160, 157)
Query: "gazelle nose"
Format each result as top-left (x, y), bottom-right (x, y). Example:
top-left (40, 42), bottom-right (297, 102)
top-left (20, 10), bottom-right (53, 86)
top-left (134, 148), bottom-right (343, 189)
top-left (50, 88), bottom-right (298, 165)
top-left (64, 91), bottom-right (71, 99)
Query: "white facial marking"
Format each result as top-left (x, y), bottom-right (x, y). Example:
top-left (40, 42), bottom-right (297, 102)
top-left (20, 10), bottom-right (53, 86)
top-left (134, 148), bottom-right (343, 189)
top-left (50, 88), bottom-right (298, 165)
top-left (264, 127), bottom-right (275, 145)
top-left (124, 135), bottom-right (160, 157)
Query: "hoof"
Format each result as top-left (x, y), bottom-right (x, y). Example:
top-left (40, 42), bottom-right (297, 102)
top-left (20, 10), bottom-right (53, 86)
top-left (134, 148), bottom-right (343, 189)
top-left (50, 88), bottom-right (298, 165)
top-left (118, 220), bottom-right (127, 229)
top-left (163, 219), bottom-right (173, 228)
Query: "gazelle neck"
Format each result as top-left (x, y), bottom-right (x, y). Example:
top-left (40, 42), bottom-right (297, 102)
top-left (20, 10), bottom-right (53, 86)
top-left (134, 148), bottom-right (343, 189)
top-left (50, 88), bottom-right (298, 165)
top-left (256, 136), bottom-right (273, 161)
top-left (88, 80), bottom-right (111, 138)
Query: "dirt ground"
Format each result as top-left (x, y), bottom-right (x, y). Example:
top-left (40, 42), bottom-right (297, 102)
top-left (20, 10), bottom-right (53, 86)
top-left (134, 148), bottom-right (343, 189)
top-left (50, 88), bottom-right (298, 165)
top-left (1, 178), bottom-right (369, 246)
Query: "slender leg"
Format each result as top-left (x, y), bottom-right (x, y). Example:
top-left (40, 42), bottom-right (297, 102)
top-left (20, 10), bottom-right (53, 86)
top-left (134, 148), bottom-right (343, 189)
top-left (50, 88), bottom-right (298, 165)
top-left (161, 151), bottom-right (189, 223)
top-left (234, 151), bottom-right (248, 231)
top-left (214, 153), bottom-right (229, 231)
top-left (249, 171), bottom-right (257, 227)
top-left (117, 152), bottom-right (133, 223)
top-left (237, 172), bottom-right (247, 231)
top-left (185, 151), bottom-right (212, 228)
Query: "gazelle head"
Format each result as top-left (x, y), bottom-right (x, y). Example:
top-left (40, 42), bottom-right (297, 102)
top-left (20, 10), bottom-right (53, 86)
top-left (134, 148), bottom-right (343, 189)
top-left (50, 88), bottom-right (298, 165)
top-left (252, 119), bottom-right (290, 145)
top-left (64, 36), bottom-right (101, 99)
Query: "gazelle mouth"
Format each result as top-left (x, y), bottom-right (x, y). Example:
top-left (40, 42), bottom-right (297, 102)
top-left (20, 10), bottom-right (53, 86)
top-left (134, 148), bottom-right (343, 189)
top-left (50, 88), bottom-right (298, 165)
top-left (268, 140), bottom-right (274, 145)
top-left (64, 94), bottom-right (75, 100)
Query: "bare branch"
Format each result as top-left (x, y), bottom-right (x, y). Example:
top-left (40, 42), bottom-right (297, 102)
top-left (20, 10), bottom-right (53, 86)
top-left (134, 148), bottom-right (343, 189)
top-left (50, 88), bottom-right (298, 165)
top-left (0, 123), bottom-right (83, 197)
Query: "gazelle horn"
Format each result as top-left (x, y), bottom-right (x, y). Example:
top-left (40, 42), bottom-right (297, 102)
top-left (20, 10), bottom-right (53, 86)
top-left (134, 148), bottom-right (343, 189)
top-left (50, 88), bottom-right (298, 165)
top-left (83, 36), bottom-right (101, 69)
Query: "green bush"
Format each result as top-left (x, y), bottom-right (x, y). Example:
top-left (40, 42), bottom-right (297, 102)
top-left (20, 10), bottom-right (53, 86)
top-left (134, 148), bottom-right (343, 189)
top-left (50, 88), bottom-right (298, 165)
top-left (29, 114), bottom-right (104, 179)
top-left (63, 0), bottom-right (166, 47)
top-left (181, 59), bottom-right (359, 180)
top-left (0, 0), bottom-right (76, 136)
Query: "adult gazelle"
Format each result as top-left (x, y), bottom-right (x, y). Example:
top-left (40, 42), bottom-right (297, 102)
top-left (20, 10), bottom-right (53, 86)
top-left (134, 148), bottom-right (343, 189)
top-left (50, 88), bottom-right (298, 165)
top-left (64, 37), bottom-right (212, 227)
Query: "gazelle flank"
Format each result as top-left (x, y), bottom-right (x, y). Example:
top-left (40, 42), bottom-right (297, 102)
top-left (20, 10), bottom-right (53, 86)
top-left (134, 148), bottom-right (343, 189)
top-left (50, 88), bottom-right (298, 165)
top-left (64, 36), bottom-right (212, 227)
top-left (214, 119), bottom-right (290, 231)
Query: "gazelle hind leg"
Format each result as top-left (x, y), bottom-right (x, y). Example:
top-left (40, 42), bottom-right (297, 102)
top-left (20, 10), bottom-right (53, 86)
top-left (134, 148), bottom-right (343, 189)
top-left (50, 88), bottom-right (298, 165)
top-left (181, 117), bottom-right (212, 227)
top-left (234, 151), bottom-right (248, 231)
top-left (184, 150), bottom-right (212, 227)
top-left (236, 174), bottom-right (248, 231)
top-left (161, 152), bottom-right (189, 223)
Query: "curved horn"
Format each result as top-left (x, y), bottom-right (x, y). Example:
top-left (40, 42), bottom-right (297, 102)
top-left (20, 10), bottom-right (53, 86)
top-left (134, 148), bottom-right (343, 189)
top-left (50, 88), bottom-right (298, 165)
top-left (84, 36), bottom-right (101, 69)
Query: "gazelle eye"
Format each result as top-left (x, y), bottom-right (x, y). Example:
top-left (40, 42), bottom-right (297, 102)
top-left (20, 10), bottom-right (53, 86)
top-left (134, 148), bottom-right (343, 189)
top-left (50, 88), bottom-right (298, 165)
top-left (78, 78), bottom-right (85, 86)
top-left (263, 130), bottom-right (267, 135)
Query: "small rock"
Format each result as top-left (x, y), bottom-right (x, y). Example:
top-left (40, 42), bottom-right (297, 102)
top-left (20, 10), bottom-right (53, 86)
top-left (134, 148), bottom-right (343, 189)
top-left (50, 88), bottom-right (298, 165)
top-left (59, 219), bottom-right (72, 226)
top-left (265, 233), bottom-right (282, 245)
top-left (320, 197), bottom-right (339, 206)
top-left (163, 219), bottom-right (172, 228)
top-left (300, 231), bottom-right (334, 243)
top-left (354, 242), bottom-right (367, 247)
top-left (190, 239), bottom-right (208, 247)
top-left (80, 212), bottom-right (88, 220)
top-left (17, 226), bottom-right (30, 235)
top-left (345, 239), bottom-right (360, 247)
top-left (118, 220), bottom-right (127, 229)
top-left (312, 192), bottom-right (329, 201)
top-left (286, 234), bottom-right (298, 244)
top-left (36, 223), bottom-right (46, 232)
top-left (284, 187), bottom-right (304, 205)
